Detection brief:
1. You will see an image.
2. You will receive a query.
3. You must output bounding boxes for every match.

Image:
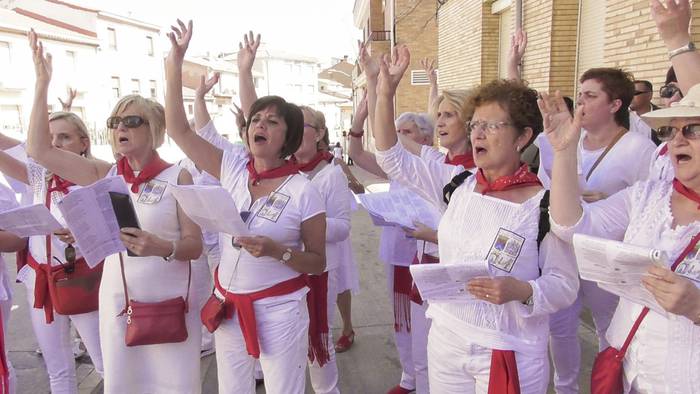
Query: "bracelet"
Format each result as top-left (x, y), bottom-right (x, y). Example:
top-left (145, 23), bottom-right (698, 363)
top-left (163, 241), bottom-right (177, 262)
top-left (669, 42), bottom-right (696, 60)
top-left (348, 129), bottom-right (364, 138)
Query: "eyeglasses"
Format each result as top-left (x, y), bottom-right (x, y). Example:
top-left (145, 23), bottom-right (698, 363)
top-left (660, 84), bottom-right (683, 99)
top-left (655, 124), bottom-right (700, 141)
top-left (467, 120), bottom-right (513, 134)
top-left (303, 123), bottom-right (318, 130)
top-left (634, 90), bottom-right (651, 96)
top-left (106, 115), bottom-right (149, 129)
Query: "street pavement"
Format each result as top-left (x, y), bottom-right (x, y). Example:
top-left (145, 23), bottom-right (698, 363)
top-left (8, 165), bottom-right (596, 393)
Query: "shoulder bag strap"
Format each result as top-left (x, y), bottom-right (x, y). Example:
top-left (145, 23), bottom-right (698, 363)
top-left (443, 170), bottom-right (473, 204)
top-left (184, 260), bottom-right (191, 312)
top-left (537, 190), bottom-right (550, 249)
top-left (118, 253), bottom-right (129, 314)
top-left (585, 128), bottom-right (627, 181)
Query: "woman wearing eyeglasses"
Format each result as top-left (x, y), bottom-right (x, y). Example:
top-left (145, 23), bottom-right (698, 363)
top-left (25, 32), bottom-right (204, 393)
top-left (165, 21), bottom-right (326, 394)
top-left (373, 45), bottom-right (577, 393)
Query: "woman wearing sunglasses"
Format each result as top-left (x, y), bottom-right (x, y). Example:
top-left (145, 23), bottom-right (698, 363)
top-left (373, 45), bottom-right (577, 393)
top-left (25, 32), bottom-right (204, 393)
top-left (165, 21), bottom-right (326, 394)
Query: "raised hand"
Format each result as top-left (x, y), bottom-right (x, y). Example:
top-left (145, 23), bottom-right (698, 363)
top-left (28, 29), bottom-right (52, 85)
top-left (230, 103), bottom-right (247, 136)
top-left (196, 72), bottom-right (220, 99)
top-left (377, 45), bottom-right (411, 97)
top-left (420, 57), bottom-right (437, 86)
top-left (166, 19), bottom-right (193, 66)
top-left (238, 31), bottom-right (261, 72)
top-left (58, 87), bottom-right (77, 111)
top-left (352, 90), bottom-right (369, 127)
top-left (650, 0), bottom-right (691, 49)
top-left (508, 29), bottom-right (527, 67)
top-left (358, 40), bottom-right (380, 80)
top-left (538, 91), bottom-right (583, 152)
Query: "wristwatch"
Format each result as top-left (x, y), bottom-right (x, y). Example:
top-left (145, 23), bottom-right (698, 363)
top-left (669, 42), bottom-right (696, 59)
top-left (280, 248), bottom-right (293, 265)
top-left (523, 294), bottom-right (534, 307)
top-left (163, 241), bottom-right (177, 262)
top-left (348, 129), bottom-right (364, 138)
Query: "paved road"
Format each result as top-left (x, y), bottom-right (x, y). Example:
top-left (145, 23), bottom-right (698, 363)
top-left (8, 165), bottom-right (596, 393)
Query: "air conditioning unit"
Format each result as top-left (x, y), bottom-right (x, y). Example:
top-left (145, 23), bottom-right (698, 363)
top-left (410, 70), bottom-right (439, 86)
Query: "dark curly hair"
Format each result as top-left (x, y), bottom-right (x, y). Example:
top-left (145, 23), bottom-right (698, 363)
top-left (580, 68), bottom-right (634, 129)
top-left (468, 79), bottom-right (542, 148)
top-left (246, 95), bottom-right (304, 158)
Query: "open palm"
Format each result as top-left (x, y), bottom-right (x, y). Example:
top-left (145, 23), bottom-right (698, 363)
top-left (377, 45), bottom-right (411, 96)
top-left (537, 92), bottom-right (583, 152)
top-left (28, 29), bottom-right (52, 84)
top-left (166, 19), bottom-right (193, 66)
top-left (238, 31), bottom-right (261, 72)
top-left (358, 40), bottom-right (379, 79)
top-left (196, 72), bottom-right (220, 98)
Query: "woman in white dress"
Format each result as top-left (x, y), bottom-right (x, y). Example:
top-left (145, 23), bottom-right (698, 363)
top-left (373, 46), bottom-right (578, 393)
top-left (25, 33), bottom-right (204, 393)
top-left (164, 21), bottom-right (326, 394)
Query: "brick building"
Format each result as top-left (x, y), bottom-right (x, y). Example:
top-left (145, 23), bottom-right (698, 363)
top-left (438, 0), bottom-right (700, 100)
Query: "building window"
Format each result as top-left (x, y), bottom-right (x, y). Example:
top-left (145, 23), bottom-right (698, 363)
top-left (0, 41), bottom-right (10, 69)
top-left (107, 28), bottom-right (117, 50)
top-left (187, 104), bottom-right (194, 115)
top-left (131, 79), bottom-right (140, 94)
top-left (65, 50), bottom-right (76, 71)
top-left (149, 80), bottom-right (157, 98)
top-left (146, 36), bottom-right (154, 56)
top-left (111, 76), bottom-right (120, 99)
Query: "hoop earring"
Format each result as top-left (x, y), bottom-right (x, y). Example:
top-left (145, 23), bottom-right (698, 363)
top-left (516, 145), bottom-right (521, 153)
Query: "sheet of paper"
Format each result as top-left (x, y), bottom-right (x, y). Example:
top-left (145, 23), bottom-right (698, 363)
top-left (573, 233), bottom-right (668, 315)
top-left (57, 176), bottom-right (130, 268)
top-left (357, 188), bottom-right (442, 230)
top-left (170, 184), bottom-right (251, 236)
top-left (410, 261), bottom-right (490, 302)
top-left (0, 203), bottom-right (63, 237)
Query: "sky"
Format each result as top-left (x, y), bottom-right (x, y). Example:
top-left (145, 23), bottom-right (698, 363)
top-left (73, 0), bottom-right (362, 64)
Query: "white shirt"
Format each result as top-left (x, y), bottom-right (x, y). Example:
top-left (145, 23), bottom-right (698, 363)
top-left (0, 183), bottom-right (18, 302)
top-left (377, 142), bottom-right (579, 355)
top-left (550, 180), bottom-right (700, 393)
top-left (217, 149), bottom-right (325, 294)
top-left (332, 146), bottom-right (343, 160)
top-left (378, 181), bottom-right (418, 267)
top-left (629, 111), bottom-right (653, 141)
top-left (649, 142), bottom-right (674, 182)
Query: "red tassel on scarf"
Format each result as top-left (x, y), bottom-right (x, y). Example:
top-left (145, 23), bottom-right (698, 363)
top-left (393, 265), bottom-right (412, 333)
top-left (488, 349), bottom-right (521, 394)
top-left (305, 272), bottom-right (330, 367)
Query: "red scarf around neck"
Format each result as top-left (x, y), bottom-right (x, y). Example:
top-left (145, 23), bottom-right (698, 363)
top-left (294, 151), bottom-right (333, 173)
top-left (476, 163), bottom-right (541, 195)
top-left (445, 152), bottom-right (475, 169)
top-left (47, 174), bottom-right (75, 195)
top-left (117, 152), bottom-right (172, 193)
top-left (673, 178), bottom-right (700, 209)
top-left (246, 156), bottom-right (298, 185)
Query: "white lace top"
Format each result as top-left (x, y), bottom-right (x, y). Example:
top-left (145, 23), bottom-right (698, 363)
top-left (649, 142), bottom-right (674, 182)
top-left (551, 180), bottom-right (700, 392)
top-left (377, 142), bottom-right (579, 355)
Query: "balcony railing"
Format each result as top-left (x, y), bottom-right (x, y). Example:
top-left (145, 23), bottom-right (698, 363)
top-left (370, 30), bottom-right (391, 42)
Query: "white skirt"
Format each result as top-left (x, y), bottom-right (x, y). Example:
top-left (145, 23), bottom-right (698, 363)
top-left (334, 238), bottom-right (360, 294)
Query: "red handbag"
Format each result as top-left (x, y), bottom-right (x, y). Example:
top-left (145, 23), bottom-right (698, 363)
top-left (47, 257), bottom-right (103, 316)
top-left (590, 233), bottom-right (700, 394)
top-left (200, 293), bottom-right (226, 333)
top-left (118, 253), bottom-right (191, 347)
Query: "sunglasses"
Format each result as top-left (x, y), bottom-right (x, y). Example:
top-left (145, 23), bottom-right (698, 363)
top-left (634, 90), bottom-right (651, 96)
top-left (660, 84), bottom-right (683, 99)
top-left (655, 123), bottom-right (700, 141)
top-left (106, 115), bottom-right (148, 129)
top-left (52, 244), bottom-right (76, 274)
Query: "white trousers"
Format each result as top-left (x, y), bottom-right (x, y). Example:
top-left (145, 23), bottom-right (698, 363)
top-left (308, 269), bottom-right (339, 394)
top-left (427, 321), bottom-right (548, 394)
top-left (25, 281), bottom-right (103, 394)
top-left (215, 296), bottom-right (309, 394)
top-left (411, 301), bottom-right (430, 394)
top-left (549, 279), bottom-right (618, 394)
top-left (1, 298), bottom-right (16, 394)
top-left (385, 264), bottom-right (415, 390)
top-left (197, 244), bottom-right (220, 352)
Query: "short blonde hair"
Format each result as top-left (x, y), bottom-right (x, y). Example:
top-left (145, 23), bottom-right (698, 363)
top-left (48, 111), bottom-right (93, 158)
top-left (108, 95), bottom-right (165, 152)
top-left (299, 106), bottom-right (329, 150)
top-left (433, 89), bottom-right (474, 123)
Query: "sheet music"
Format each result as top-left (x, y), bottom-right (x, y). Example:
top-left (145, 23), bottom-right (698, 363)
top-left (0, 204), bottom-right (62, 237)
top-left (573, 233), bottom-right (668, 315)
top-left (170, 184), bottom-right (251, 236)
top-left (410, 261), bottom-right (490, 302)
top-left (57, 176), bottom-right (130, 268)
top-left (357, 188), bottom-right (442, 230)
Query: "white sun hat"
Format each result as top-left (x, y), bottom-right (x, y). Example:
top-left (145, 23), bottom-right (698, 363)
top-left (643, 83), bottom-right (700, 129)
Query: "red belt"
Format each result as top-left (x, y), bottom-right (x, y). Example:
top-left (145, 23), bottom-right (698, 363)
top-left (26, 252), bottom-right (55, 324)
top-left (305, 271), bottom-right (330, 367)
top-left (489, 349), bottom-right (521, 394)
top-left (214, 269), bottom-right (307, 359)
top-left (409, 253), bottom-right (439, 305)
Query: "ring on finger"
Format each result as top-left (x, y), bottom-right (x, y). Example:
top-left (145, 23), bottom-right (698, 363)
top-left (485, 294), bottom-right (490, 299)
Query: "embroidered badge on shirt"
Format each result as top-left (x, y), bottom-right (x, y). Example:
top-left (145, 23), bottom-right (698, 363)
top-left (137, 179), bottom-right (167, 205)
top-left (257, 192), bottom-right (290, 222)
top-left (676, 243), bottom-right (700, 283)
top-left (486, 228), bottom-right (525, 273)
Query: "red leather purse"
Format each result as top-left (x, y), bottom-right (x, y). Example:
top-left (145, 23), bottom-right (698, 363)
top-left (200, 293), bottom-right (226, 333)
top-left (590, 233), bottom-right (700, 394)
top-left (119, 253), bottom-right (191, 347)
top-left (48, 257), bottom-right (103, 316)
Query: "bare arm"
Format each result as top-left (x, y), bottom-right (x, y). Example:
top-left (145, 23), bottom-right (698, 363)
top-left (506, 29), bottom-right (527, 81)
top-left (173, 169), bottom-right (203, 260)
top-left (651, 0), bottom-right (700, 94)
top-left (358, 41), bottom-right (380, 142)
top-left (164, 20), bottom-right (223, 179)
top-left (0, 232), bottom-right (26, 252)
top-left (0, 152), bottom-right (28, 185)
top-left (58, 87), bottom-right (77, 112)
top-left (0, 134), bottom-right (20, 151)
top-left (238, 31), bottom-right (261, 116)
top-left (420, 58), bottom-right (438, 112)
top-left (25, 30), bottom-right (110, 186)
top-left (374, 46), bottom-right (411, 152)
top-left (194, 72), bottom-right (220, 131)
top-left (347, 90), bottom-right (387, 178)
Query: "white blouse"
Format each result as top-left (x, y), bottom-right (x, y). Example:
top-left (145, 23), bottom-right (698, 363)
top-left (0, 184), bottom-right (18, 302)
top-left (550, 180), bottom-right (700, 393)
top-left (378, 181), bottom-right (417, 267)
top-left (377, 142), bottom-right (579, 355)
top-left (649, 142), bottom-right (674, 182)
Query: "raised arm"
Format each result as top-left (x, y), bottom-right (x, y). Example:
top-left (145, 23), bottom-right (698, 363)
top-left (374, 45), bottom-right (410, 151)
top-left (237, 31), bottom-right (260, 116)
top-left (347, 91), bottom-right (387, 178)
top-left (506, 29), bottom-right (527, 81)
top-left (651, 0), bottom-right (700, 94)
top-left (164, 20), bottom-right (223, 179)
top-left (194, 72), bottom-right (219, 130)
top-left (359, 41), bottom-right (380, 140)
top-left (0, 133), bottom-right (21, 151)
top-left (58, 87), bottom-right (77, 112)
top-left (0, 151), bottom-right (28, 185)
top-left (420, 57), bottom-right (438, 112)
top-left (25, 30), bottom-right (110, 186)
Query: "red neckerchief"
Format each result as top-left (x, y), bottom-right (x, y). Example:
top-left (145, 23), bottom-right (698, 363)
top-left (293, 151), bottom-right (333, 173)
top-left (445, 152), bottom-right (475, 169)
top-left (673, 178), bottom-right (700, 209)
top-left (47, 174), bottom-right (75, 195)
top-left (476, 163), bottom-right (542, 195)
top-left (117, 152), bottom-right (172, 193)
top-left (659, 144), bottom-right (668, 156)
top-left (246, 156), bottom-right (298, 185)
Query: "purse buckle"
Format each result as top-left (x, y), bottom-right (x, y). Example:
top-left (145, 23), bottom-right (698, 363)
top-left (126, 305), bottom-right (132, 324)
